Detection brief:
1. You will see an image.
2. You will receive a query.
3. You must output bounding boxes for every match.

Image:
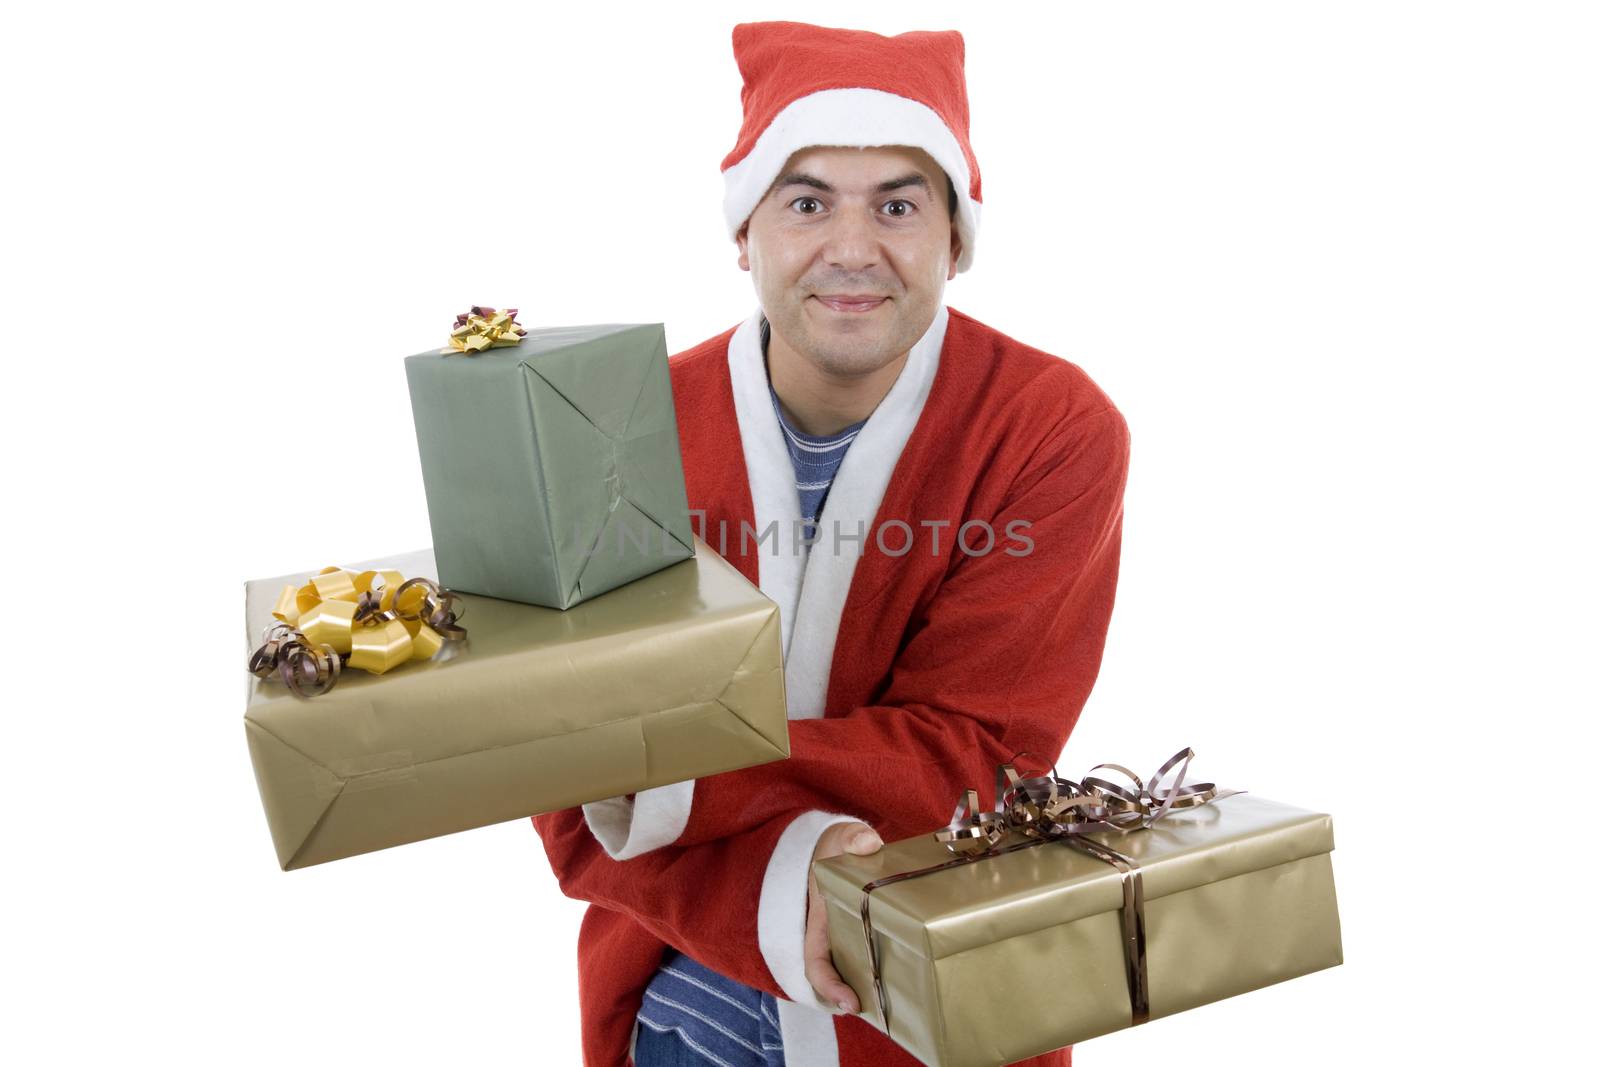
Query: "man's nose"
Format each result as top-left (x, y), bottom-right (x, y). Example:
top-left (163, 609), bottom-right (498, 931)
top-left (820, 204), bottom-right (881, 273)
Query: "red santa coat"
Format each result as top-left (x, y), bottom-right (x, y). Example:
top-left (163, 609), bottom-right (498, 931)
top-left (532, 304), bottom-right (1131, 1067)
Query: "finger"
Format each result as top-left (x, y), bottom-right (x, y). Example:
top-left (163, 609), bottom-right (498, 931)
top-left (807, 954), bottom-right (859, 1015)
top-left (843, 828), bottom-right (883, 855)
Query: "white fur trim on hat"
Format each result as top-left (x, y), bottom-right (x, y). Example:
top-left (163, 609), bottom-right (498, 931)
top-left (722, 87), bottom-right (982, 273)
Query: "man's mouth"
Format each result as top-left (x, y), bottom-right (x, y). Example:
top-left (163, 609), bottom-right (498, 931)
top-left (813, 295), bottom-right (887, 313)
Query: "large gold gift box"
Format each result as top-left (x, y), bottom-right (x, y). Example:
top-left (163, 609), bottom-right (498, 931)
top-left (244, 539), bottom-right (786, 870)
top-left (815, 791), bottom-right (1342, 1067)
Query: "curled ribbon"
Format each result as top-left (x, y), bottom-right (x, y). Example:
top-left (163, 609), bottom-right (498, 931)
top-left (248, 623), bottom-right (342, 698)
top-left (857, 748), bottom-right (1243, 1037)
top-left (248, 566), bottom-right (467, 698)
top-left (938, 746), bottom-right (1225, 851)
top-left (441, 306), bottom-right (527, 355)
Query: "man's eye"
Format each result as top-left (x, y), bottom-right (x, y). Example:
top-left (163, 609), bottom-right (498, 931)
top-left (883, 199), bottom-right (917, 218)
top-left (792, 196), bottom-right (823, 214)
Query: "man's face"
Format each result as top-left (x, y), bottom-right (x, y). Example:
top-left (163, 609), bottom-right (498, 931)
top-left (736, 145), bottom-right (962, 379)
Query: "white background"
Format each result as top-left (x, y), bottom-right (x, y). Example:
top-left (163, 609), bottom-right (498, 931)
top-left (4, 1), bottom-right (1596, 1064)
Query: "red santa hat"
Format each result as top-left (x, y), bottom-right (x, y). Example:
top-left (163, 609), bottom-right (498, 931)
top-left (720, 21), bottom-right (983, 274)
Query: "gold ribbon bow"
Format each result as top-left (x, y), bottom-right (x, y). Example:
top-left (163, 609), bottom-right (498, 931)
top-left (858, 748), bottom-right (1243, 1037)
top-left (247, 567), bottom-right (467, 698)
top-left (441, 306), bottom-right (527, 354)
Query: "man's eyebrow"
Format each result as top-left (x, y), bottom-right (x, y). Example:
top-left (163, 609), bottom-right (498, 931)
top-left (771, 172), bottom-right (933, 197)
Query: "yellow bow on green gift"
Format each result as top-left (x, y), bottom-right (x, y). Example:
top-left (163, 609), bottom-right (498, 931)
top-left (441, 305), bottom-right (527, 354)
top-left (248, 567), bottom-right (466, 698)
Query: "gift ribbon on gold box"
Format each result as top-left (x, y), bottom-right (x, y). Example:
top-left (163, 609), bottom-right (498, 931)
top-left (857, 747), bottom-right (1243, 1037)
top-left (247, 567), bottom-right (466, 698)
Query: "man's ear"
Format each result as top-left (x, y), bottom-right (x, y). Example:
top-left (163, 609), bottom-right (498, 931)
top-left (736, 222), bottom-right (751, 272)
top-left (947, 229), bottom-right (963, 281)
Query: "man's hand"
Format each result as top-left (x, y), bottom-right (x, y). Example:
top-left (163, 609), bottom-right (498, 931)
top-left (806, 820), bottom-right (883, 1013)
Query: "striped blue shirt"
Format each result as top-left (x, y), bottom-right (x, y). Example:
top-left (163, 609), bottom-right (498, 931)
top-left (761, 316), bottom-right (868, 543)
top-left (635, 950), bottom-right (786, 1066)
top-left (632, 315), bottom-right (866, 1066)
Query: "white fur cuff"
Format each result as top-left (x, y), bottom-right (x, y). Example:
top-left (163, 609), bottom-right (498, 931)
top-left (580, 778), bottom-right (694, 860)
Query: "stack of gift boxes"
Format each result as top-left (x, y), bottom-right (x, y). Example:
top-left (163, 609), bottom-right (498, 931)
top-left (240, 308), bottom-right (1341, 1063)
top-left (243, 311), bottom-right (788, 871)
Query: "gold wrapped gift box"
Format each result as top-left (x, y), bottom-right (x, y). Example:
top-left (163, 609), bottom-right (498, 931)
top-left (243, 538), bottom-right (786, 870)
top-left (815, 791), bottom-right (1342, 1067)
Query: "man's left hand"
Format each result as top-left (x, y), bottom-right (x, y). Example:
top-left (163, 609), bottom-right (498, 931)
top-left (805, 821), bottom-right (884, 1013)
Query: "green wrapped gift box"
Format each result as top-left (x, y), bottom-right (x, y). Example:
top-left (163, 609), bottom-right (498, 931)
top-left (404, 323), bottom-right (695, 609)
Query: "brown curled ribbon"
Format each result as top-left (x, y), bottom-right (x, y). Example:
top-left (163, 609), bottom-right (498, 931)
top-left (249, 622), bottom-right (343, 698)
top-left (856, 747), bottom-right (1243, 1038)
top-left (441, 306), bottom-right (527, 354)
top-left (247, 570), bottom-right (467, 699)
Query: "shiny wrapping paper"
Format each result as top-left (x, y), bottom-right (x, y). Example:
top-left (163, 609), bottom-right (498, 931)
top-left (404, 322), bottom-right (695, 610)
top-left (243, 541), bottom-right (786, 870)
top-left (814, 792), bottom-right (1342, 1067)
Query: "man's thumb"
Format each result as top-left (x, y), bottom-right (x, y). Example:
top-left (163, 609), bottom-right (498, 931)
top-left (844, 828), bottom-right (883, 855)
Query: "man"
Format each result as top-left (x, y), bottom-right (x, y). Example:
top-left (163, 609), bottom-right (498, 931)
top-left (532, 21), bottom-right (1130, 1067)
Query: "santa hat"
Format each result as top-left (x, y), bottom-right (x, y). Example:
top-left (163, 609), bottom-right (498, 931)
top-left (720, 21), bottom-right (983, 274)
